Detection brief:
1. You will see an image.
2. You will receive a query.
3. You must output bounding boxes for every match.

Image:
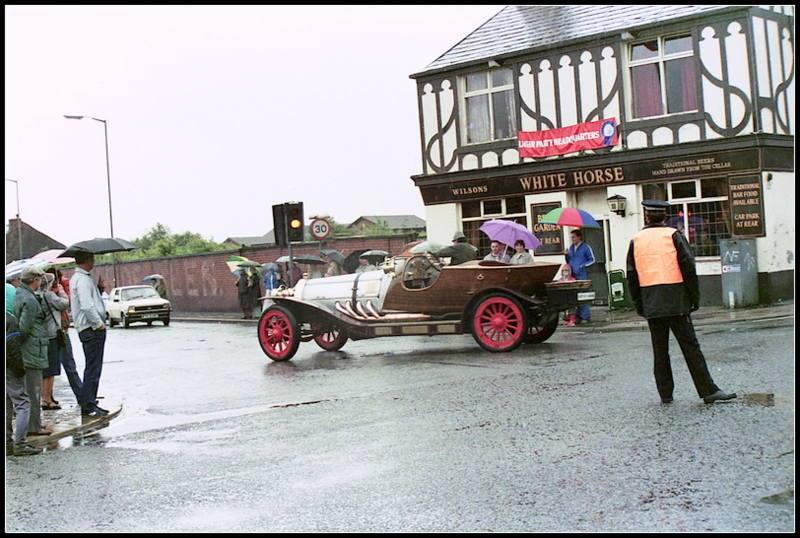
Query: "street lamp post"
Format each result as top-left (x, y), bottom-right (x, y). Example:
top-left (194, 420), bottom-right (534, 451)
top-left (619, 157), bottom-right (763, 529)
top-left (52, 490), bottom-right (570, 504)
top-left (64, 115), bottom-right (118, 287)
top-left (5, 178), bottom-right (22, 260)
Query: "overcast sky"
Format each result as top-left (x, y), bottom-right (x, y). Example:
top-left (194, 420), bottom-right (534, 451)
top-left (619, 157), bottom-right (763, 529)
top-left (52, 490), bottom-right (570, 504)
top-left (5, 5), bottom-right (500, 246)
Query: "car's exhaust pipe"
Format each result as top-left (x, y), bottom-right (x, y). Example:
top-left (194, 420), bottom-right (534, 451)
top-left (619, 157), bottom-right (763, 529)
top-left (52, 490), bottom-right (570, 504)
top-left (366, 300), bottom-right (382, 319)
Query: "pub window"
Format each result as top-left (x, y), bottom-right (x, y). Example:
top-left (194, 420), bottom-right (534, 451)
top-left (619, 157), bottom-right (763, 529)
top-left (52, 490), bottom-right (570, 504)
top-left (628, 34), bottom-right (698, 119)
top-left (641, 178), bottom-right (731, 257)
top-left (461, 196), bottom-right (527, 257)
top-left (461, 68), bottom-right (517, 144)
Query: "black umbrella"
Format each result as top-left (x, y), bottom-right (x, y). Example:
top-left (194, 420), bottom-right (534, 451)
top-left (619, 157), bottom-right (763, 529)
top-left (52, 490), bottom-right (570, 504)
top-left (320, 249), bottom-right (345, 266)
top-left (294, 254), bottom-right (326, 265)
top-left (343, 249), bottom-right (369, 273)
top-left (362, 249), bottom-right (389, 259)
top-left (61, 237), bottom-right (137, 256)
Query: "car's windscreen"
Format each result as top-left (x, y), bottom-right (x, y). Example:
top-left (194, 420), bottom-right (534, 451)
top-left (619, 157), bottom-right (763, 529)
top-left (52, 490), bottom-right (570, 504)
top-left (121, 288), bottom-right (159, 301)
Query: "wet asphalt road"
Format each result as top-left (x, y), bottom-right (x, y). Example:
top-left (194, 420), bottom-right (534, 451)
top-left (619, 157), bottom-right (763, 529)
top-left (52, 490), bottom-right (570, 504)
top-left (5, 317), bottom-right (795, 532)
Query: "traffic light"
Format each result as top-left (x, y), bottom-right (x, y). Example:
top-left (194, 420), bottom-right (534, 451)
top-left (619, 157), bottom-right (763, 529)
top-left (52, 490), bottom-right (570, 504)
top-left (286, 202), bottom-right (304, 242)
top-left (272, 204), bottom-right (287, 247)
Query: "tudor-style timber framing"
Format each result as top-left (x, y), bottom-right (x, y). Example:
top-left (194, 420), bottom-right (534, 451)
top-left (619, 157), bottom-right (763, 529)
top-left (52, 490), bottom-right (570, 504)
top-left (412, 5), bottom-right (794, 179)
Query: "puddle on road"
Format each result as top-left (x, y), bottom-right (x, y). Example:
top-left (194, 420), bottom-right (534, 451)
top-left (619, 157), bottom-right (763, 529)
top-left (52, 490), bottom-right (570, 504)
top-left (760, 488), bottom-right (794, 505)
top-left (741, 392), bottom-right (776, 407)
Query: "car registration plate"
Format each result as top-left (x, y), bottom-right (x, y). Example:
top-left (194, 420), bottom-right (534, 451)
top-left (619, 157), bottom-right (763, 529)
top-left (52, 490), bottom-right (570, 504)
top-left (142, 313), bottom-right (159, 319)
top-left (577, 291), bottom-right (596, 301)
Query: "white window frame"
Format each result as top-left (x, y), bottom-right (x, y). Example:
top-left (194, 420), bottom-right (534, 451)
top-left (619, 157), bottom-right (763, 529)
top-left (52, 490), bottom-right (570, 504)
top-left (627, 33), bottom-right (697, 121)
top-left (461, 197), bottom-right (527, 222)
top-left (667, 179), bottom-right (699, 201)
top-left (459, 69), bottom-right (516, 145)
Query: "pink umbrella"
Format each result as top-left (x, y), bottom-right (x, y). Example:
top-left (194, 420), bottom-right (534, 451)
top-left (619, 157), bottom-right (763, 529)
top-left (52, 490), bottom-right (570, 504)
top-left (29, 248), bottom-right (75, 267)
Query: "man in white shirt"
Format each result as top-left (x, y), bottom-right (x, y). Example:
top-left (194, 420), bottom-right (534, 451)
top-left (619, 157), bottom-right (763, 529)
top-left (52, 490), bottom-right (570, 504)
top-left (69, 252), bottom-right (109, 417)
top-left (483, 240), bottom-right (511, 263)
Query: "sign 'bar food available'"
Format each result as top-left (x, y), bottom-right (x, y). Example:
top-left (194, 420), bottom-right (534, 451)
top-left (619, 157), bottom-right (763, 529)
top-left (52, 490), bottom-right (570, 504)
top-left (518, 119), bottom-right (618, 158)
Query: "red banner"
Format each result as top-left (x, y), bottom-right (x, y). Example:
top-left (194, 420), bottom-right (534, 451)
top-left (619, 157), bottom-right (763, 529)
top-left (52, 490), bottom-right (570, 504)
top-left (518, 118), bottom-right (618, 158)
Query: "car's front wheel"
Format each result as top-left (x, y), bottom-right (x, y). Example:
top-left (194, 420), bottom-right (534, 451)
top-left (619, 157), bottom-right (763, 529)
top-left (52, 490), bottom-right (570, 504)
top-left (258, 305), bottom-right (300, 361)
top-left (471, 294), bottom-right (527, 352)
top-left (108, 313), bottom-right (118, 327)
top-left (122, 313), bottom-right (130, 329)
top-left (162, 316), bottom-right (170, 326)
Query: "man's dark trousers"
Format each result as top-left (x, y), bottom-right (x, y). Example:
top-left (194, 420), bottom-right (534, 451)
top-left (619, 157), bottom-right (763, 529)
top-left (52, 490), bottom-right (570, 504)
top-left (646, 315), bottom-right (720, 399)
top-left (78, 328), bottom-right (106, 410)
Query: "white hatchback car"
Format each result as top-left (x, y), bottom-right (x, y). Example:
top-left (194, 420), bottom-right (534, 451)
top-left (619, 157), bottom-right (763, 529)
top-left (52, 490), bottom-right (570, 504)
top-left (106, 285), bottom-right (171, 328)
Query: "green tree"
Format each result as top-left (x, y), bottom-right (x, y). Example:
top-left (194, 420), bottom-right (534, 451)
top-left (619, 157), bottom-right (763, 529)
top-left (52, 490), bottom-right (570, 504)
top-left (95, 223), bottom-right (229, 263)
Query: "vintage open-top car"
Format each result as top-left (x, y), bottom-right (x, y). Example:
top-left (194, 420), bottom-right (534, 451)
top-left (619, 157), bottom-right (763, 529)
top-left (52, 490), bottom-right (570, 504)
top-left (256, 254), bottom-right (594, 361)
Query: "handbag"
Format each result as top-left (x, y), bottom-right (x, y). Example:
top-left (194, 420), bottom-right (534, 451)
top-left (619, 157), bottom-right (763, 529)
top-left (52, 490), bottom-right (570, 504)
top-left (41, 293), bottom-right (68, 348)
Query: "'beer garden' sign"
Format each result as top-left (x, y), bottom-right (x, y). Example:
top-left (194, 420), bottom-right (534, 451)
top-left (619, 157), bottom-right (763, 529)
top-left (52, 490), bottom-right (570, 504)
top-left (530, 203), bottom-right (563, 255)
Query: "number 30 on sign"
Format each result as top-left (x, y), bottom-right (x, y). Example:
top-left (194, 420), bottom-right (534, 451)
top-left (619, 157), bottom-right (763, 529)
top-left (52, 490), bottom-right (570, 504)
top-left (310, 218), bottom-right (331, 240)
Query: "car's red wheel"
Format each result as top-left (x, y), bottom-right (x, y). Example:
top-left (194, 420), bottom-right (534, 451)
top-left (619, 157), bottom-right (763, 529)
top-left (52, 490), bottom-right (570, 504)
top-left (258, 305), bottom-right (300, 361)
top-left (471, 294), bottom-right (527, 352)
top-left (311, 324), bottom-right (348, 351)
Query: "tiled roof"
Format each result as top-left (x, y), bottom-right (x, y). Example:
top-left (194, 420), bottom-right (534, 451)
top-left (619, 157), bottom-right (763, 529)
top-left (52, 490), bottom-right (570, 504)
top-left (224, 231), bottom-right (274, 246)
top-left (350, 215), bottom-right (426, 230)
top-left (415, 5), bottom-right (737, 76)
top-left (5, 218), bottom-right (66, 262)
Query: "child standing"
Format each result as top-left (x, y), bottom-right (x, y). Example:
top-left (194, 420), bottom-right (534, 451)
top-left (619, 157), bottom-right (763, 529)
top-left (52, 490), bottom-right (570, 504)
top-left (559, 264), bottom-right (577, 326)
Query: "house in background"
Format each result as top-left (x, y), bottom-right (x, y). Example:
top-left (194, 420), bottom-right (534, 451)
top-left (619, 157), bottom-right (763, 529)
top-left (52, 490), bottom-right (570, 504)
top-left (223, 230), bottom-right (276, 248)
top-left (5, 218), bottom-right (66, 262)
top-left (347, 215), bottom-right (426, 234)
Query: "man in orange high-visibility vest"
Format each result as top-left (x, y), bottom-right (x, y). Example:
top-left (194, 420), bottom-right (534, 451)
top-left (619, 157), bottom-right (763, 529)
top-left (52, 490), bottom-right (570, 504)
top-left (626, 200), bottom-right (736, 405)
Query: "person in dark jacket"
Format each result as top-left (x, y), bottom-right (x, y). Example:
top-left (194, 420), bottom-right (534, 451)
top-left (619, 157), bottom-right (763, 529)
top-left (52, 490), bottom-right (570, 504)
top-left (236, 269), bottom-right (253, 319)
top-left (13, 265), bottom-right (52, 436)
top-left (6, 310), bottom-right (41, 456)
top-left (627, 200), bottom-right (736, 405)
top-left (433, 231), bottom-right (478, 266)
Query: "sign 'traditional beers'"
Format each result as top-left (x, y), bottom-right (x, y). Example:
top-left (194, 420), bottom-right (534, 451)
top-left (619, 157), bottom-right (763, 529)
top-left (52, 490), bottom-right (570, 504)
top-left (518, 118), bottom-right (618, 158)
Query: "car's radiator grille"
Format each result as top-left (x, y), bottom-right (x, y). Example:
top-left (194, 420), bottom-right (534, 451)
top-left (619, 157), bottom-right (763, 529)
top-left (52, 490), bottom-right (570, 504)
top-left (135, 305), bottom-right (168, 312)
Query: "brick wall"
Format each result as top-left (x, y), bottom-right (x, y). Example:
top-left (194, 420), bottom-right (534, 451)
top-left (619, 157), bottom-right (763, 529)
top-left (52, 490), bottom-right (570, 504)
top-left (62, 234), bottom-right (415, 313)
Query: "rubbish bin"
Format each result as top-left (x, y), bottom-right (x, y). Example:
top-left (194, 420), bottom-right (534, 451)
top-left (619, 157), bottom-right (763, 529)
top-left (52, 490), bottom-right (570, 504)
top-left (608, 269), bottom-right (633, 310)
top-left (719, 238), bottom-right (759, 308)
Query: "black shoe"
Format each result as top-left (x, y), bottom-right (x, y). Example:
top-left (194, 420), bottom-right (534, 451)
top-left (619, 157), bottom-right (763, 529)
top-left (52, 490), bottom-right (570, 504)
top-left (703, 390), bottom-right (737, 404)
top-left (81, 407), bottom-right (106, 417)
top-left (94, 405), bottom-right (109, 414)
top-left (661, 397), bottom-right (673, 404)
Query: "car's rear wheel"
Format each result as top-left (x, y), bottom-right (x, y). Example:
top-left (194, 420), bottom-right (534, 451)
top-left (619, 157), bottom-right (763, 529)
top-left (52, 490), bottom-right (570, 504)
top-left (258, 305), bottom-right (300, 361)
top-left (311, 324), bottom-right (348, 351)
top-left (471, 294), bottom-right (527, 352)
top-left (525, 312), bottom-right (559, 344)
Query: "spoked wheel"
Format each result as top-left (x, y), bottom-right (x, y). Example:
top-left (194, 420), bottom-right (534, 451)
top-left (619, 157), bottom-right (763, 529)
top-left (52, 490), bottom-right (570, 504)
top-left (471, 294), bottom-right (527, 352)
top-left (525, 312), bottom-right (559, 344)
top-left (258, 305), bottom-right (301, 361)
top-left (311, 323), bottom-right (348, 351)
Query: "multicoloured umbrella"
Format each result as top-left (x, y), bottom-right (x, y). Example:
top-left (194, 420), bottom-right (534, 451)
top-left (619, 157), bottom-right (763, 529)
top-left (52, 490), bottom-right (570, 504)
top-left (479, 219), bottom-right (541, 250)
top-left (538, 207), bottom-right (600, 228)
top-left (226, 255), bottom-right (262, 277)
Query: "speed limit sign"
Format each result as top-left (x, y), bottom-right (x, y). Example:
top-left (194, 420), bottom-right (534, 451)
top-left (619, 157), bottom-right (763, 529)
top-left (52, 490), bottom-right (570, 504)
top-left (310, 218), bottom-right (331, 240)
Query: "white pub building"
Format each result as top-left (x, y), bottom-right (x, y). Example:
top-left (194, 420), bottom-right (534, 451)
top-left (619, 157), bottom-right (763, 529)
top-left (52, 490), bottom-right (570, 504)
top-left (410, 5), bottom-right (794, 305)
